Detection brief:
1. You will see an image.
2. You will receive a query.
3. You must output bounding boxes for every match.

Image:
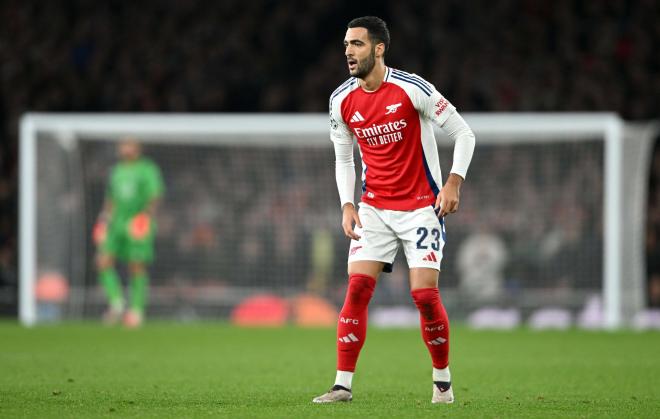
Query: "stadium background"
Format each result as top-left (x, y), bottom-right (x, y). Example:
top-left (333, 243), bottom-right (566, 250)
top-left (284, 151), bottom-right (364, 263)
top-left (1, 0), bottom-right (659, 318)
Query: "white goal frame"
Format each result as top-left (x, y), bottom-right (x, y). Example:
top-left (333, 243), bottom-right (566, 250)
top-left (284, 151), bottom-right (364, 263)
top-left (19, 112), bottom-right (624, 327)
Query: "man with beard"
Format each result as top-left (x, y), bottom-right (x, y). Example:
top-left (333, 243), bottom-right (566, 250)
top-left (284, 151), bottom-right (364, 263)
top-left (313, 16), bottom-right (475, 404)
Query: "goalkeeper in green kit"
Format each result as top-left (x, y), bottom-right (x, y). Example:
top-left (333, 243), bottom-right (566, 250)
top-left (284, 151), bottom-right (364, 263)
top-left (93, 138), bottom-right (164, 327)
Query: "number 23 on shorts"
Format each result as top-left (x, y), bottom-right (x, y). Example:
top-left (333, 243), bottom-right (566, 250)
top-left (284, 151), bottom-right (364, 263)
top-left (416, 227), bottom-right (442, 250)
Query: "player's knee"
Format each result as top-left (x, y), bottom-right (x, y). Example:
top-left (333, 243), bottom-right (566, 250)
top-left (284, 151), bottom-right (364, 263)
top-left (96, 254), bottom-right (113, 270)
top-left (409, 268), bottom-right (439, 290)
top-left (410, 287), bottom-right (442, 321)
top-left (347, 261), bottom-right (383, 279)
top-left (347, 282), bottom-right (367, 305)
top-left (344, 274), bottom-right (376, 306)
top-left (128, 262), bottom-right (146, 276)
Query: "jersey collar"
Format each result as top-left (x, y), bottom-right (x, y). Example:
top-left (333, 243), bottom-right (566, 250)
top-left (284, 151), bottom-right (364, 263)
top-left (359, 66), bottom-right (390, 93)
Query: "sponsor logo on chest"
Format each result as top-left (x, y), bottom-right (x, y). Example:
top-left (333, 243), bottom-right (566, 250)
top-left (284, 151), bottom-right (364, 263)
top-left (351, 116), bottom-right (408, 147)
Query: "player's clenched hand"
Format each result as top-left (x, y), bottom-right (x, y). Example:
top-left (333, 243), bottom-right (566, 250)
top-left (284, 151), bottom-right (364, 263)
top-left (435, 173), bottom-right (463, 218)
top-left (341, 203), bottom-right (362, 240)
top-left (128, 212), bottom-right (152, 240)
top-left (93, 220), bottom-right (107, 245)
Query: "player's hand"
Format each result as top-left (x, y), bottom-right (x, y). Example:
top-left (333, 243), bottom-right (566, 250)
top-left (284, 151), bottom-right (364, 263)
top-left (93, 220), bottom-right (107, 245)
top-left (128, 212), bottom-right (152, 240)
top-left (435, 174), bottom-right (463, 218)
top-left (341, 203), bottom-right (362, 240)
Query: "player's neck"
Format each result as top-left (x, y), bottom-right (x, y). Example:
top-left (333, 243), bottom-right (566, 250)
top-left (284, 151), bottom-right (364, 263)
top-left (359, 62), bottom-right (386, 92)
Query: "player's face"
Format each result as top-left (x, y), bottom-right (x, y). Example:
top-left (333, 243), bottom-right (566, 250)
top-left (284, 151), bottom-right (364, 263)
top-left (118, 141), bottom-right (141, 161)
top-left (344, 27), bottom-right (376, 79)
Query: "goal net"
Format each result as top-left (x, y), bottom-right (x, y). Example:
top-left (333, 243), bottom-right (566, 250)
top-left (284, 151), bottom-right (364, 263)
top-left (19, 113), bottom-right (648, 328)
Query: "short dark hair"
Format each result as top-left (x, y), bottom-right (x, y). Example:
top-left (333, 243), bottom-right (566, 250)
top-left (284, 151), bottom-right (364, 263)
top-left (347, 16), bottom-right (390, 52)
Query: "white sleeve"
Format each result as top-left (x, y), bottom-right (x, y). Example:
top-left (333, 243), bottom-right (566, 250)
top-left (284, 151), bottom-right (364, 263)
top-left (333, 142), bottom-right (356, 208)
top-left (409, 79), bottom-right (475, 179)
top-left (412, 79), bottom-right (456, 126)
top-left (440, 111), bottom-right (475, 179)
top-left (330, 100), bottom-right (356, 208)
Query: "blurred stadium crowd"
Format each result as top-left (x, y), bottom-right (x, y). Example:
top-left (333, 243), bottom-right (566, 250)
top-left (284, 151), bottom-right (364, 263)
top-left (1, 0), bottom-right (659, 313)
top-left (63, 139), bottom-right (602, 316)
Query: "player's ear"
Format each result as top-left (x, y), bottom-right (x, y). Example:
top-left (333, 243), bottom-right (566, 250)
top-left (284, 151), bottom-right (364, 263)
top-left (375, 42), bottom-right (385, 59)
top-left (376, 42), bottom-right (385, 58)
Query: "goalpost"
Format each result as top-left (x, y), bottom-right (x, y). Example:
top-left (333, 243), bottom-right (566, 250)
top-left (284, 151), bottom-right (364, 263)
top-left (19, 113), bottom-right (647, 328)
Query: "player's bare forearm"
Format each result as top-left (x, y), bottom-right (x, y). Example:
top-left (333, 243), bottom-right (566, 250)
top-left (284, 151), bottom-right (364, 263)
top-left (99, 201), bottom-right (113, 221)
top-left (144, 197), bottom-right (161, 217)
top-left (435, 173), bottom-right (463, 217)
top-left (341, 203), bottom-right (362, 240)
top-left (446, 173), bottom-right (463, 188)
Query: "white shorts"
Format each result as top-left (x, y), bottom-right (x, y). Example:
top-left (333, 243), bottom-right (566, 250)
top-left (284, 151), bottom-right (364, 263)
top-left (347, 203), bottom-right (446, 272)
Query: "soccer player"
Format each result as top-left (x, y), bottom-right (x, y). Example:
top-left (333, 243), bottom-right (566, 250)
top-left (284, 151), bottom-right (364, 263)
top-left (94, 138), bottom-right (164, 328)
top-left (313, 16), bottom-right (475, 404)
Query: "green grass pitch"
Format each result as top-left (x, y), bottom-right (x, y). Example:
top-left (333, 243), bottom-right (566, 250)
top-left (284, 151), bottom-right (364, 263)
top-left (1, 322), bottom-right (659, 418)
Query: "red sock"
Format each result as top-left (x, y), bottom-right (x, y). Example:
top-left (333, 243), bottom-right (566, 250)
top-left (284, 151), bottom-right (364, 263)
top-left (336, 273), bottom-right (376, 372)
top-left (411, 287), bottom-right (450, 369)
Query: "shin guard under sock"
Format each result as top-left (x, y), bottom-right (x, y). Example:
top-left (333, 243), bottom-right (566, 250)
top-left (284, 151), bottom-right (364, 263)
top-left (411, 287), bottom-right (450, 369)
top-left (336, 274), bottom-right (376, 372)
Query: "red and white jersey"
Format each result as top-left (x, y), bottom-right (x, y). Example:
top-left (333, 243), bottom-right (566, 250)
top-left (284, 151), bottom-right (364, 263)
top-left (330, 67), bottom-right (456, 211)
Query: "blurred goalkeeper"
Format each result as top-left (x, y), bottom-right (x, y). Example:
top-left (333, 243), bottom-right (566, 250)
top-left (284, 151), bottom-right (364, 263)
top-left (93, 138), bottom-right (164, 328)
